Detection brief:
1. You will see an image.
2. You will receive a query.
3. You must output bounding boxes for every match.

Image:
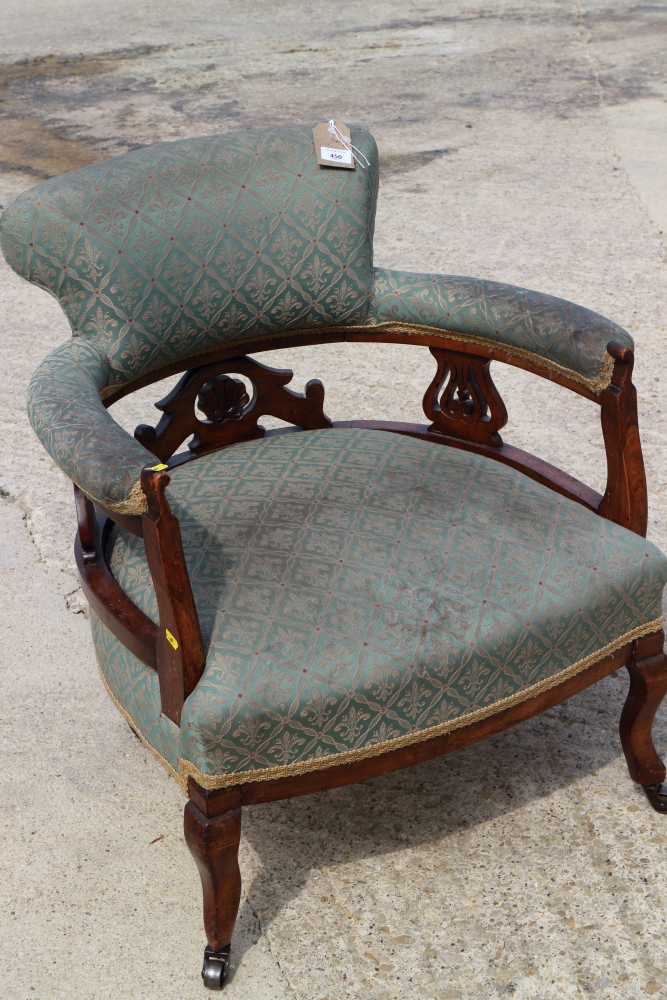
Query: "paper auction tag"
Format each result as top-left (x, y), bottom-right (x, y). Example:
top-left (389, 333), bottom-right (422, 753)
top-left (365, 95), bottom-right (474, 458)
top-left (313, 121), bottom-right (356, 170)
top-left (320, 145), bottom-right (353, 166)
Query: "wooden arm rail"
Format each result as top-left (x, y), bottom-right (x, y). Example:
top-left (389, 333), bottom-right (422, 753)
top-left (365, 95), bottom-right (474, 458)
top-left (75, 470), bottom-right (206, 724)
top-left (101, 333), bottom-right (647, 538)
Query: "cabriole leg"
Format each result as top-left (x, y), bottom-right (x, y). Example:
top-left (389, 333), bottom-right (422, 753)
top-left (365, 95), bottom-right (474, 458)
top-left (620, 632), bottom-right (667, 813)
top-left (184, 799), bottom-right (242, 990)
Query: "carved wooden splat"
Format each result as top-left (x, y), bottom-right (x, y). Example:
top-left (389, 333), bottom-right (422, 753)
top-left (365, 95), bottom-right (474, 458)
top-left (135, 355), bottom-right (332, 462)
top-left (423, 346), bottom-right (508, 446)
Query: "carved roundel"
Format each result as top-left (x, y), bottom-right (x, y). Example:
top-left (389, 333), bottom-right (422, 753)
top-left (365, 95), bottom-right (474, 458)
top-left (197, 375), bottom-right (250, 423)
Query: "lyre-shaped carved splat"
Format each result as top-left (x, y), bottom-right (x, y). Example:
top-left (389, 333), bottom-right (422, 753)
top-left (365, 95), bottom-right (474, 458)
top-left (198, 376), bottom-right (250, 422)
top-left (423, 346), bottom-right (507, 446)
top-left (135, 355), bottom-right (332, 463)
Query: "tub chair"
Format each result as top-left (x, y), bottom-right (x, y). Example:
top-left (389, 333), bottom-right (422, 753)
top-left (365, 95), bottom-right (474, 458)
top-left (2, 124), bottom-right (667, 990)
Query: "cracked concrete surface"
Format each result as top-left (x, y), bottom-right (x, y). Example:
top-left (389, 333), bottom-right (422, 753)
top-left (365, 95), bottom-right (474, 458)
top-left (1, 1), bottom-right (667, 997)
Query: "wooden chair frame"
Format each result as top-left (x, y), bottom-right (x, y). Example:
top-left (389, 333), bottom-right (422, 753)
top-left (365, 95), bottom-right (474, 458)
top-left (74, 328), bottom-right (667, 989)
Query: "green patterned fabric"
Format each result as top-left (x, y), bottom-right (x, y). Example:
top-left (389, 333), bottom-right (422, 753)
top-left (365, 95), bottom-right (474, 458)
top-left (90, 428), bottom-right (666, 787)
top-left (6, 124), bottom-right (377, 511)
top-left (2, 125), bottom-right (635, 513)
top-left (91, 612), bottom-right (182, 772)
top-left (26, 338), bottom-right (156, 511)
top-left (369, 268), bottom-right (633, 388)
top-left (1, 126), bottom-right (378, 388)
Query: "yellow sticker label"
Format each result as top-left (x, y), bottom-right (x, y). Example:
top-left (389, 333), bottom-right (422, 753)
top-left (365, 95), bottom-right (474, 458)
top-left (165, 629), bottom-right (179, 650)
top-left (151, 463), bottom-right (169, 471)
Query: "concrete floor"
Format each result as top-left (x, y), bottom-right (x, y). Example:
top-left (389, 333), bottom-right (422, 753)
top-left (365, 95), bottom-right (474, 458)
top-left (1, 2), bottom-right (667, 997)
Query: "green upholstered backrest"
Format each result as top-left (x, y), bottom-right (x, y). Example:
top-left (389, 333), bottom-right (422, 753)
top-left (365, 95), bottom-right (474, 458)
top-left (1, 122), bottom-right (633, 398)
top-left (0, 123), bottom-right (636, 515)
top-left (0, 126), bottom-right (378, 390)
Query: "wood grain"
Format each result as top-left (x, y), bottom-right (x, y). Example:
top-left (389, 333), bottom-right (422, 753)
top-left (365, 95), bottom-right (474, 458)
top-left (423, 345), bottom-right (508, 445)
top-left (140, 467), bottom-right (206, 724)
top-left (184, 802), bottom-right (242, 953)
top-left (74, 487), bottom-right (158, 667)
top-left (134, 354), bottom-right (331, 462)
top-left (598, 342), bottom-right (648, 536)
top-left (101, 328), bottom-right (603, 407)
top-left (620, 631), bottom-right (667, 785)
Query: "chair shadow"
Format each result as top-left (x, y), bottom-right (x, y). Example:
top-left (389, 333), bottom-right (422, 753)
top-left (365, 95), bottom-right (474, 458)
top-left (226, 666), bottom-right (664, 977)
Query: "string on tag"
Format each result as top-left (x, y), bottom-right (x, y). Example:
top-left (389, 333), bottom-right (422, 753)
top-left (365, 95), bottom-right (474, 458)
top-left (327, 120), bottom-right (370, 169)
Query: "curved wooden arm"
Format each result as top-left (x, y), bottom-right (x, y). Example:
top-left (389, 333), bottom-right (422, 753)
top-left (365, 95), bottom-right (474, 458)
top-left (141, 466), bottom-right (206, 724)
top-left (74, 485), bottom-right (159, 667)
top-left (597, 342), bottom-right (648, 536)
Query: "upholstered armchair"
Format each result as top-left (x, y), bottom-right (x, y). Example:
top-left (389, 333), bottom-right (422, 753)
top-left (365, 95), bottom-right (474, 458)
top-left (2, 124), bottom-right (667, 990)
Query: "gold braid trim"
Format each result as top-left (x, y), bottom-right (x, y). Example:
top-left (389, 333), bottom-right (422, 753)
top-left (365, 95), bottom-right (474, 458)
top-left (99, 322), bottom-right (616, 402)
top-left (175, 617), bottom-right (663, 793)
top-left (360, 322), bottom-right (616, 394)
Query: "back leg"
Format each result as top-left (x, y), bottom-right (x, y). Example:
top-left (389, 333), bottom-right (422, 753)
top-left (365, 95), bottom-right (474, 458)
top-left (620, 631), bottom-right (667, 812)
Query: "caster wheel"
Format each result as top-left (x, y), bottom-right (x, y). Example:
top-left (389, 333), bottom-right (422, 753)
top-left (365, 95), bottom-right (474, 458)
top-left (201, 944), bottom-right (230, 990)
top-left (643, 783), bottom-right (667, 814)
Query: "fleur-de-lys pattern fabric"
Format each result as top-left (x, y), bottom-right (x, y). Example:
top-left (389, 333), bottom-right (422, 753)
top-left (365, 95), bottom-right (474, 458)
top-left (368, 268), bottom-right (633, 389)
top-left (4, 124), bottom-right (376, 510)
top-left (2, 125), bottom-right (635, 512)
top-left (26, 337), bottom-right (157, 511)
top-left (1, 125), bottom-right (378, 384)
top-left (91, 428), bottom-right (667, 788)
top-left (91, 612), bottom-right (182, 772)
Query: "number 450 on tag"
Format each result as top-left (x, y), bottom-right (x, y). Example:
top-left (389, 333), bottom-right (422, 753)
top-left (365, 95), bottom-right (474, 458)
top-left (320, 145), bottom-right (353, 165)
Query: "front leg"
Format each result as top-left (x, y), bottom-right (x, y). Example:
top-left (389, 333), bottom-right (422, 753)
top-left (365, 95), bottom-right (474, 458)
top-left (184, 794), bottom-right (242, 990)
top-left (620, 631), bottom-right (667, 812)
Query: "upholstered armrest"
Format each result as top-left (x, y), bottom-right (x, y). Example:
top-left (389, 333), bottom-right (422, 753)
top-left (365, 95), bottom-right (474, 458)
top-left (369, 268), bottom-right (634, 393)
top-left (27, 338), bottom-right (156, 514)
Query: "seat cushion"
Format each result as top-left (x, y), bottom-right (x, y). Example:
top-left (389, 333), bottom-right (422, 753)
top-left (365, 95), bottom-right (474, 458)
top-left (91, 428), bottom-right (667, 789)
